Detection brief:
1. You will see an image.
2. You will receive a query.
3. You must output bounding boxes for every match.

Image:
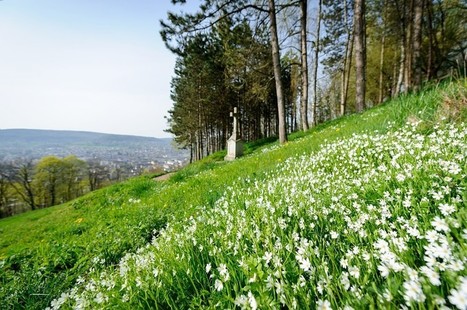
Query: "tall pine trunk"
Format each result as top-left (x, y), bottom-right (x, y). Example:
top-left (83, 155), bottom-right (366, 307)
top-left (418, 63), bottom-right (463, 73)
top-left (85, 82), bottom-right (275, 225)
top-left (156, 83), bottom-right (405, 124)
top-left (268, 0), bottom-right (287, 144)
top-left (341, 0), bottom-right (353, 116)
top-left (378, 34), bottom-right (385, 103)
top-left (312, 0), bottom-right (322, 125)
top-left (404, 0), bottom-right (414, 92)
top-left (354, 0), bottom-right (366, 112)
top-left (426, 0), bottom-right (434, 80)
top-left (412, 0), bottom-right (423, 91)
top-left (300, 0), bottom-right (309, 131)
top-left (378, 0), bottom-right (386, 104)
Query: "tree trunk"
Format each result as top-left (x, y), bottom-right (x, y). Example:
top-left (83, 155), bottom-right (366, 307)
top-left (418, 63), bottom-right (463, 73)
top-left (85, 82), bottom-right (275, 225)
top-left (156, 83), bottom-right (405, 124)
top-left (412, 0), bottom-right (423, 91)
top-left (341, 0), bottom-right (353, 116)
top-left (426, 0), bottom-right (434, 80)
top-left (354, 0), bottom-right (366, 112)
top-left (378, 31), bottom-right (386, 103)
top-left (396, 35), bottom-right (406, 95)
top-left (312, 0), bottom-right (322, 125)
top-left (378, 0), bottom-right (386, 103)
top-left (404, 0), bottom-right (414, 92)
top-left (268, 0), bottom-right (287, 144)
top-left (300, 0), bottom-right (309, 131)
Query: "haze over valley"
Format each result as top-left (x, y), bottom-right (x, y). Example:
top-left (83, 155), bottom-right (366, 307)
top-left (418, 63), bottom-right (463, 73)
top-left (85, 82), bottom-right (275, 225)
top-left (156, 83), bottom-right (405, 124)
top-left (0, 129), bottom-right (189, 174)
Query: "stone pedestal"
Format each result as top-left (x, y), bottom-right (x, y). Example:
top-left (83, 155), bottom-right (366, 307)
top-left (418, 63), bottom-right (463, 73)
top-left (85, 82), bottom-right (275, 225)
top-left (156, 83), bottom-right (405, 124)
top-left (224, 137), bottom-right (243, 161)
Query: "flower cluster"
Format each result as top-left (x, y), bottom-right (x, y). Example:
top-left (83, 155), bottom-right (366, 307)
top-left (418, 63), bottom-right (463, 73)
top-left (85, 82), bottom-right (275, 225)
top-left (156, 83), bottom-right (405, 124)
top-left (49, 122), bottom-right (466, 309)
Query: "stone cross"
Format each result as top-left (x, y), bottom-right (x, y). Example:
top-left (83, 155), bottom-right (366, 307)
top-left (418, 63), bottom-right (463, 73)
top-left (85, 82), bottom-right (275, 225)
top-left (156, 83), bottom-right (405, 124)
top-left (230, 107), bottom-right (239, 140)
top-left (225, 106), bottom-right (243, 161)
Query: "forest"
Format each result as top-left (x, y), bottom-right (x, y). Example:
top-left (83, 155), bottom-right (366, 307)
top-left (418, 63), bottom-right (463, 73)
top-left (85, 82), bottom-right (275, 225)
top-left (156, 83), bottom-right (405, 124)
top-left (162, 0), bottom-right (467, 161)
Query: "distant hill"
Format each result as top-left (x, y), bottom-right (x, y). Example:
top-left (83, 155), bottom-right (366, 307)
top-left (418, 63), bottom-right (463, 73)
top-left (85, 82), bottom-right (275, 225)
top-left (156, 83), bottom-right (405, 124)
top-left (0, 129), bottom-right (169, 145)
top-left (0, 129), bottom-right (185, 162)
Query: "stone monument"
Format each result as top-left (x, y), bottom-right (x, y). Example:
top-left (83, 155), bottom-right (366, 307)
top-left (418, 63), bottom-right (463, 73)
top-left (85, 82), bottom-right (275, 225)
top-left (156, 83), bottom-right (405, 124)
top-left (224, 107), bottom-right (243, 161)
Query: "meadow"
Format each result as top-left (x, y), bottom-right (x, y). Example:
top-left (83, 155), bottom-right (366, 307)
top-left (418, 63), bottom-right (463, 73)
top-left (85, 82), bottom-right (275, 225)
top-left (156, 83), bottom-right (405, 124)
top-left (1, 80), bottom-right (466, 309)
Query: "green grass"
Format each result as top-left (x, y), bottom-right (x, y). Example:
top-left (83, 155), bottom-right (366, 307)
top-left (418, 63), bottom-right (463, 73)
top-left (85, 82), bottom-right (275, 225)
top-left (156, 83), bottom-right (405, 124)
top-left (0, 80), bottom-right (466, 309)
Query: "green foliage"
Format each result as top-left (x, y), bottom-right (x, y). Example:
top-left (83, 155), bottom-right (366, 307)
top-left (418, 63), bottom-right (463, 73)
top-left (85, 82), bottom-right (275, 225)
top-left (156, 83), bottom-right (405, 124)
top-left (0, 81), bottom-right (465, 309)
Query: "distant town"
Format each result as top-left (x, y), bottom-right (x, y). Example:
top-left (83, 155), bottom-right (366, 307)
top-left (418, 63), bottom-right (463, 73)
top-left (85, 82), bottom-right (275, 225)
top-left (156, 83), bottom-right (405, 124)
top-left (0, 129), bottom-right (189, 175)
top-left (0, 129), bottom-right (190, 217)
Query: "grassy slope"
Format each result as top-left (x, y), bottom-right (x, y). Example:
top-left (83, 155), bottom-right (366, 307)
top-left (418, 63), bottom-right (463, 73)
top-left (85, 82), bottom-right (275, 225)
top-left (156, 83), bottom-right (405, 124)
top-left (0, 80), bottom-right (466, 309)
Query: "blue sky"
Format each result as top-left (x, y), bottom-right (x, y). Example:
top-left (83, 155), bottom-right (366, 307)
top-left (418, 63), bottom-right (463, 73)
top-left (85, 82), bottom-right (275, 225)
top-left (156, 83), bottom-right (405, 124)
top-left (0, 0), bottom-right (200, 138)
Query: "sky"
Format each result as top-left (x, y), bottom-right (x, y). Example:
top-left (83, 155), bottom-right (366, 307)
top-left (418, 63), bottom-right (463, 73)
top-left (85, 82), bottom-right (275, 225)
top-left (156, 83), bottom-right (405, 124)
top-left (0, 0), bottom-right (200, 138)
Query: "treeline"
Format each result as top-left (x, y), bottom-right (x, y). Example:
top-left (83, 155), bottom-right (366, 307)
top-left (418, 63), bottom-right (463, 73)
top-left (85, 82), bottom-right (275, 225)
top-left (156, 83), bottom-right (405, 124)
top-left (0, 156), bottom-right (162, 218)
top-left (162, 0), bottom-right (466, 161)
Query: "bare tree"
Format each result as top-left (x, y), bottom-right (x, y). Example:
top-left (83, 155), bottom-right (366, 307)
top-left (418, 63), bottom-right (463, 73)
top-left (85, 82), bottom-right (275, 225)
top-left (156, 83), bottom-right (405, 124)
top-left (10, 161), bottom-right (37, 210)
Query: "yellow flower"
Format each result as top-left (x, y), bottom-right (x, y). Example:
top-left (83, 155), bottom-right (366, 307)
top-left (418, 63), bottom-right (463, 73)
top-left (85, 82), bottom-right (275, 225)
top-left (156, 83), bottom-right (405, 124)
top-left (75, 218), bottom-right (84, 224)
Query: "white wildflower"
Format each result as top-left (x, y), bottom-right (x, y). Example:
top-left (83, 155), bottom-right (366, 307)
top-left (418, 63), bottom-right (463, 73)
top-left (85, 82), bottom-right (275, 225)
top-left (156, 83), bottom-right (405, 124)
top-left (420, 266), bottom-right (441, 286)
top-left (431, 216), bottom-right (449, 232)
top-left (235, 294), bottom-right (248, 308)
top-left (439, 203), bottom-right (456, 216)
top-left (349, 266), bottom-right (360, 279)
top-left (218, 264), bottom-right (230, 281)
top-left (403, 278), bottom-right (426, 304)
top-left (263, 251), bottom-right (273, 266)
top-left (214, 279), bottom-right (223, 291)
top-left (341, 272), bottom-right (350, 290)
top-left (248, 291), bottom-right (258, 310)
top-left (448, 280), bottom-right (467, 310)
top-left (378, 264), bottom-right (390, 278)
top-left (317, 299), bottom-right (332, 310)
top-left (330, 231), bottom-right (339, 239)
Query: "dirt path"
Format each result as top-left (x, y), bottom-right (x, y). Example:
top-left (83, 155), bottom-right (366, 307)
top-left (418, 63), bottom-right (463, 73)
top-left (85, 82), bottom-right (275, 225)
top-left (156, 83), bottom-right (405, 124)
top-left (153, 172), bottom-right (175, 182)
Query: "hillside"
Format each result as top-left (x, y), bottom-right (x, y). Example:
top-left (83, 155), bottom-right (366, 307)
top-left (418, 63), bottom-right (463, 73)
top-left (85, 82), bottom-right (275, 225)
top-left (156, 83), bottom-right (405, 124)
top-left (0, 81), bottom-right (466, 309)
